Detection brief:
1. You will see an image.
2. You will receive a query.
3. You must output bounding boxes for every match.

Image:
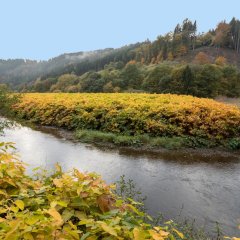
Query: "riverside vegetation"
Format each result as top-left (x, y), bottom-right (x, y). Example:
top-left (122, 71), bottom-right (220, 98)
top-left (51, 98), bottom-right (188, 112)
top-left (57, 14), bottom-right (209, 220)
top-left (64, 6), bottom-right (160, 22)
top-left (0, 88), bottom-right (188, 240)
top-left (11, 93), bottom-right (240, 150)
top-left (1, 142), bottom-right (239, 240)
top-left (0, 17), bottom-right (240, 240)
top-left (0, 142), bottom-right (189, 240)
top-left (0, 79), bottom-right (240, 239)
top-left (0, 89), bottom-right (187, 240)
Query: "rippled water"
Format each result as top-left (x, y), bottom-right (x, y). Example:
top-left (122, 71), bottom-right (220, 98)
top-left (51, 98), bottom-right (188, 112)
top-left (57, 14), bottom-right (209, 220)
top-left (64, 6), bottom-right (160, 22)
top-left (1, 123), bottom-right (240, 236)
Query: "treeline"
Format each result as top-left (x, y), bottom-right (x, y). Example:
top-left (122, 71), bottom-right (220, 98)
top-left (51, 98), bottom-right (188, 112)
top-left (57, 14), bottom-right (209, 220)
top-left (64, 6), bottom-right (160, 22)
top-left (27, 57), bottom-right (240, 98)
top-left (132, 17), bottom-right (240, 64)
top-left (57, 17), bottom-right (240, 73)
top-left (44, 17), bottom-right (240, 73)
top-left (20, 17), bottom-right (240, 97)
top-left (0, 18), bottom-right (240, 96)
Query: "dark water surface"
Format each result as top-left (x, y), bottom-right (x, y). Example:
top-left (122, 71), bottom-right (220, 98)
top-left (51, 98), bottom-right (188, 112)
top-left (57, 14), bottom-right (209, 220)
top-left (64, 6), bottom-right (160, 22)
top-left (1, 123), bottom-right (240, 236)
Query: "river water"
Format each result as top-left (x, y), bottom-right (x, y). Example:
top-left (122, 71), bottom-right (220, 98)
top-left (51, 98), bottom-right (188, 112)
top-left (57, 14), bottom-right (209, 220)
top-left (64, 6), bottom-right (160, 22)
top-left (1, 122), bottom-right (240, 236)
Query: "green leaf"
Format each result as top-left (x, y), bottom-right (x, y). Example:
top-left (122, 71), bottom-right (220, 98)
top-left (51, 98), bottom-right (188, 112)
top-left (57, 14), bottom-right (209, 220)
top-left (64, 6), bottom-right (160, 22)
top-left (81, 232), bottom-right (91, 240)
top-left (23, 232), bottom-right (34, 240)
top-left (25, 215), bottom-right (41, 225)
top-left (62, 209), bottom-right (74, 222)
top-left (0, 189), bottom-right (8, 196)
top-left (15, 200), bottom-right (24, 210)
top-left (173, 228), bottom-right (184, 239)
top-left (133, 227), bottom-right (147, 240)
top-left (99, 221), bottom-right (117, 236)
top-left (10, 206), bottom-right (19, 213)
top-left (57, 200), bottom-right (68, 207)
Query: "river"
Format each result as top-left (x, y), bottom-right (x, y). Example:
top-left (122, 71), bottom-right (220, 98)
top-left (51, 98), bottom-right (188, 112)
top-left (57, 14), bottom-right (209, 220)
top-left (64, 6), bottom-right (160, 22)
top-left (1, 122), bottom-right (240, 236)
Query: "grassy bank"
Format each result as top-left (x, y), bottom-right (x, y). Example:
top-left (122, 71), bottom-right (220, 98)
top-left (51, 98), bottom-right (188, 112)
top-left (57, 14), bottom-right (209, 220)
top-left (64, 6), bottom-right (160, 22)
top-left (75, 129), bottom-right (240, 150)
top-left (75, 129), bottom-right (187, 149)
top-left (11, 93), bottom-right (240, 150)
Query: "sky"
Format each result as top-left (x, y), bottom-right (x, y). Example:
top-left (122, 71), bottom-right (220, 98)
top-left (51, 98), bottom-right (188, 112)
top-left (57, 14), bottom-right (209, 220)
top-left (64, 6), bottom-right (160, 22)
top-left (0, 0), bottom-right (239, 60)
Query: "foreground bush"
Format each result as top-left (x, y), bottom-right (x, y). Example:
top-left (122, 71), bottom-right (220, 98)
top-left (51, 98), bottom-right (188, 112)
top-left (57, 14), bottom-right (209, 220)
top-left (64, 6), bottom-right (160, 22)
top-left (13, 93), bottom-right (240, 142)
top-left (0, 85), bottom-right (20, 133)
top-left (1, 142), bottom-right (239, 239)
top-left (0, 142), bottom-right (189, 239)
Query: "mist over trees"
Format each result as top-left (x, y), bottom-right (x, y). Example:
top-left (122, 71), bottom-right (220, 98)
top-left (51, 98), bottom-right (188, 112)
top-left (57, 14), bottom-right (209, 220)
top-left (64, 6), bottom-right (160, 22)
top-left (0, 17), bottom-right (240, 97)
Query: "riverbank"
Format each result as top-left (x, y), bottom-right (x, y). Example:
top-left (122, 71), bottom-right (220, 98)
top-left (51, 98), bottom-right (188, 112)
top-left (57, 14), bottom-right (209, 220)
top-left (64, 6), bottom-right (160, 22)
top-left (31, 123), bottom-right (240, 159)
top-left (3, 140), bottom-right (235, 240)
top-left (2, 112), bottom-right (240, 159)
top-left (74, 129), bottom-right (240, 151)
top-left (9, 93), bottom-right (240, 152)
top-left (6, 93), bottom-right (240, 151)
top-left (1, 142), bottom-right (189, 240)
top-left (2, 118), bottom-right (240, 238)
top-left (5, 113), bottom-right (240, 155)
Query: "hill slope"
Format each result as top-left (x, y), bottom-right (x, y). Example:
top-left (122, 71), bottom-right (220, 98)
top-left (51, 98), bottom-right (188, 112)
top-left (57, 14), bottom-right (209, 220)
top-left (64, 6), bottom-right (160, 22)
top-left (0, 17), bottom-right (239, 94)
top-left (176, 46), bottom-right (240, 68)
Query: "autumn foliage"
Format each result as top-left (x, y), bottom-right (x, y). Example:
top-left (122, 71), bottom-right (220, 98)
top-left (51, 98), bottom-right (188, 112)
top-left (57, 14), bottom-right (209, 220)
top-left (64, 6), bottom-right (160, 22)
top-left (194, 52), bottom-right (211, 64)
top-left (0, 142), bottom-right (190, 239)
top-left (215, 56), bottom-right (227, 66)
top-left (12, 93), bottom-right (240, 141)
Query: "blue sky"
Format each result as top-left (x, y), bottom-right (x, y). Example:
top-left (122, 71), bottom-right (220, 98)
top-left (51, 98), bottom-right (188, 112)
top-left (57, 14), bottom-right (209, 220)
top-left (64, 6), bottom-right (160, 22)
top-left (0, 0), bottom-right (239, 60)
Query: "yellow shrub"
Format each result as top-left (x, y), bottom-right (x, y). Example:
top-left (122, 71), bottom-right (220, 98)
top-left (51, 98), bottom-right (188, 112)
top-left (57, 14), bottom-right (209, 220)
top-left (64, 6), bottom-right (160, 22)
top-left (13, 93), bottom-right (240, 140)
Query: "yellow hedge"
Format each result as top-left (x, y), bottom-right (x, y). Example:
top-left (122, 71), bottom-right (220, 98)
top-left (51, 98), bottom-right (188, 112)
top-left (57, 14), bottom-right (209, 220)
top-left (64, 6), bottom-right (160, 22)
top-left (13, 93), bottom-right (240, 140)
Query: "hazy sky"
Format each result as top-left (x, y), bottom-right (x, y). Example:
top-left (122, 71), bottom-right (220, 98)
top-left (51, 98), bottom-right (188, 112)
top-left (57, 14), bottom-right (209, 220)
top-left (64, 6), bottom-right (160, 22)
top-left (1, 0), bottom-right (239, 60)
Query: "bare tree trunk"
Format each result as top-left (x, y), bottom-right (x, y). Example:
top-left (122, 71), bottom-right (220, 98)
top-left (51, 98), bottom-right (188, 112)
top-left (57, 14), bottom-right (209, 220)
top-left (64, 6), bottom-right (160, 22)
top-left (237, 34), bottom-right (240, 53)
top-left (233, 34), bottom-right (237, 50)
top-left (193, 36), bottom-right (196, 51)
top-left (237, 37), bottom-right (240, 53)
top-left (235, 34), bottom-right (238, 50)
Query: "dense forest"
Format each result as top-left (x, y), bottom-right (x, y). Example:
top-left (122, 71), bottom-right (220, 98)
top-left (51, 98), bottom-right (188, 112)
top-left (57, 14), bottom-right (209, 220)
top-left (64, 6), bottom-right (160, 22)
top-left (1, 17), bottom-right (240, 97)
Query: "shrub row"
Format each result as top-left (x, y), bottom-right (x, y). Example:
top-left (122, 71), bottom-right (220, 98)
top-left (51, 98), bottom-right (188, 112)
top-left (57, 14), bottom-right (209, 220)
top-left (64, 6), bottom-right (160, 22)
top-left (13, 93), bottom-right (240, 140)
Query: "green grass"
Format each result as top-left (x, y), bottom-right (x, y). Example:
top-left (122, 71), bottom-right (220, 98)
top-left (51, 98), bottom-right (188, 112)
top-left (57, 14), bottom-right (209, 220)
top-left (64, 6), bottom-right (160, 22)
top-left (75, 129), bottom-right (240, 150)
top-left (75, 129), bottom-right (191, 150)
